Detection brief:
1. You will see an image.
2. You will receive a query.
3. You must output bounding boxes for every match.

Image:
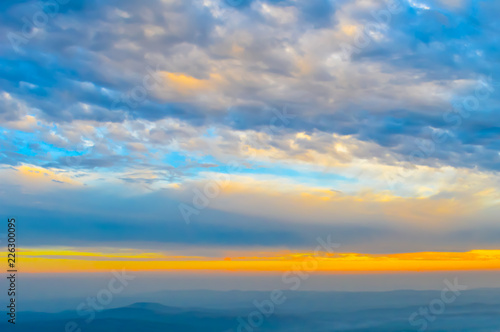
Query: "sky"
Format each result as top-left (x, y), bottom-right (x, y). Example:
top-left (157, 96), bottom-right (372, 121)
top-left (1, 0), bottom-right (500, 280)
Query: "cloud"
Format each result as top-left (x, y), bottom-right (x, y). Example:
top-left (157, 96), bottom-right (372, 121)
top-left (1, 164), bottom-right (500, 253)
top-left (0, 0), bottom-right (497, 172)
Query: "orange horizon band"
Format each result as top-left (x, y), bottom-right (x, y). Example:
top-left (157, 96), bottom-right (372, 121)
top-left (12, 249), bottom-right (500, 274)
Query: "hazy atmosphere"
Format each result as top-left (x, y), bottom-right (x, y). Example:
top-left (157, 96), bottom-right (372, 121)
top-left (1, 0), bottom-right (500, 331)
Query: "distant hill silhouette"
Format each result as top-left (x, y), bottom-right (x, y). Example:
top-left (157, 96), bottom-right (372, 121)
top-left (3, 289), bottom-right (500, 331)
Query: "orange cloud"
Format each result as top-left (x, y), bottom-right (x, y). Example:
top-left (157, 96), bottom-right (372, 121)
top-left (17, 165), bottom-right (81, 186)
top-left (163, 72), bottom-right (224, 95)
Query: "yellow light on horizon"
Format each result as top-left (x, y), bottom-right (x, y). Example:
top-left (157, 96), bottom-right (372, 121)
top-left (15, 248), bottom-right (500, 274)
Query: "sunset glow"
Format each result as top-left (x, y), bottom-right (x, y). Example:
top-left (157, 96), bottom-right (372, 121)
top-left (18, 249), bottom-right (500, 273)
